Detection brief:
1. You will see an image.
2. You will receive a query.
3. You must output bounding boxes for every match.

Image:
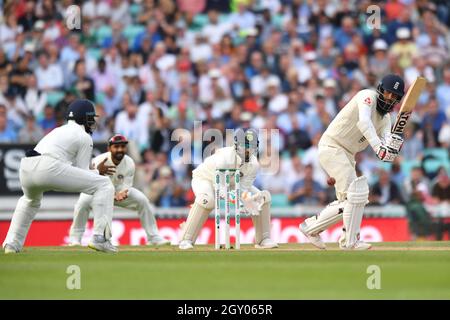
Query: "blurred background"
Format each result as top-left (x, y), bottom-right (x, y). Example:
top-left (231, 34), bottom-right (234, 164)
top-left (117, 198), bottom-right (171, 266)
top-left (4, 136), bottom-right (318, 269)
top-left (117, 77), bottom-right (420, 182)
top-left (0, 0), bottom-right (449, 245)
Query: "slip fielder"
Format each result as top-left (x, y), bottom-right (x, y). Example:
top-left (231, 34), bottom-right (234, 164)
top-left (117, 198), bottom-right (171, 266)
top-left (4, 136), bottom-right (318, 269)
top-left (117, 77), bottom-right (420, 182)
top-left (3, 99), bottom-right (117, 253)
top-left (300, 74), bottom-right (406, 250)
top-left (178, 128), bottom-right (278, 250)
top-left (68, 134), bottom-right (170, 246)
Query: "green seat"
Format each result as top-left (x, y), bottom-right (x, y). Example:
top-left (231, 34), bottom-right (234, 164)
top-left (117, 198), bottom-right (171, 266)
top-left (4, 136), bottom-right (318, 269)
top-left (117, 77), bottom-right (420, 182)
top-left (122, 24), bottom-right (145, 45)
top-left (87, 48), bottom-right (102, 60)
top-left (423, 159), bottom-right (448, 174)
top-left (46, 91), bottom-right (65, 106)
top-left (271, 194), bottom-right (290, 208)
top-left (95, 25), bottom-right (113, 45)
top-left (193, 14), bottom-right (209, 29)
top-left (423, 148), bottom-right (449, 163)
top-left (129, 3), bottom-right (141, 17)
top-left (401, 160), bottom-right (421, 176)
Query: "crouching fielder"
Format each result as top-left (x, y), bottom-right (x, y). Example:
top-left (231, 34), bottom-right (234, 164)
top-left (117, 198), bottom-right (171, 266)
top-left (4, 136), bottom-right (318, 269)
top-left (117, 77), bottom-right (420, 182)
top-left (3, 99), bottom-right (116, 253)
top-left (68, 134), bottom-right (170, 246)
top-left (300, 74), bottom-right (405, 250)
top-left (178, 128), bottom-right (278, 250)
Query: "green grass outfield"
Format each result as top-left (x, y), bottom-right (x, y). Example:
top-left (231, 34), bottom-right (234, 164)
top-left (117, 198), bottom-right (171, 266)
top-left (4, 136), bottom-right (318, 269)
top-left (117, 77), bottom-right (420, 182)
top-left (1, 242), bottom-right (449, 299)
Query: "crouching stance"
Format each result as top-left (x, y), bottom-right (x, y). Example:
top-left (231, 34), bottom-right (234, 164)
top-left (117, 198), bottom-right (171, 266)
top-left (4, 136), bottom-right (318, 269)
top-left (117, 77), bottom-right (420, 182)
top-left (3, 100), bottom-right (116, 253)
top-left (179, 129), bottom-right (278, 250)
top-left (300, 74), bottom-right (405, 250)
top-left (68, 134), bottom-right (170, 246)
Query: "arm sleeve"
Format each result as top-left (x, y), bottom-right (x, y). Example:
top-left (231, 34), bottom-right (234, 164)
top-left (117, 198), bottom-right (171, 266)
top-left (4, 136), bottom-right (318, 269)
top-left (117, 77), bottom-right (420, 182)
top-left (75, 135), bottom-right (94, 171)
top-left (356, 98), bottom-right (382, 151)
top-left (380, 116), bottom-right (392, 142)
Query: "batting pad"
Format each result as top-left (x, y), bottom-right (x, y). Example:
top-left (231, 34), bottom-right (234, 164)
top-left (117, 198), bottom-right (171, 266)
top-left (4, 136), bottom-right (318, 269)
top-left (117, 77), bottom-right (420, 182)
top-left (179, 202), bottom-right (211, 243)
top-left (342, 176), bottom-right (369, 248)
top-left (251, 202), bottom-right (271, 244)
top-left (303, 200), bottom-right (345, 235)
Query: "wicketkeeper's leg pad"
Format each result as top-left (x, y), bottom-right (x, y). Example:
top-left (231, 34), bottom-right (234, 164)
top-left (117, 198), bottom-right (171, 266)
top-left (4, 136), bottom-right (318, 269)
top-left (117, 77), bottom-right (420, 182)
top-left (342, 176), bottom-right (369, 248)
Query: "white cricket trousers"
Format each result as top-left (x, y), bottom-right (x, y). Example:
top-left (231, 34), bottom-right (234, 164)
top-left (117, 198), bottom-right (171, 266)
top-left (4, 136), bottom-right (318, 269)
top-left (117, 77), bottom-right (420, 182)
top-left (3, 155), bottom-right (114, 250)
top-left (318, 143), bottom-right (357, 202)
top-left (69, 187), bottom-right (160, 241)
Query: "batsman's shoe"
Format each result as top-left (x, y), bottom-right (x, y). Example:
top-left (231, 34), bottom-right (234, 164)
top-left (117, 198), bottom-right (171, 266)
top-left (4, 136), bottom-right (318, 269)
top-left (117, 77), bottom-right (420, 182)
top-left (178, 240), bottom-right (194, 250)
top-left (67, 237), bottom-right (82, 246)
top-left (4, 244), bottom-right (19, 254)
top-left (255, 238), bottom-right (278, 249)
top-left (147, 236), bottom-right (171, 246)
top-left (341, 240), bottom-right (372, 251)
top-left (88, 237), bottom-right (118, 253)
top-left (299, 222), bottom-right (326, 250)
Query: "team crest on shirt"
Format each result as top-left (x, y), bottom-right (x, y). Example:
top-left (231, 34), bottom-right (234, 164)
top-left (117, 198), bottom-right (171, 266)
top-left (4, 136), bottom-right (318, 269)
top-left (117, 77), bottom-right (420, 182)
top-left (364, 97), bottom-right (372, 105)
top-left (118, 174), bottom-right (124, 180)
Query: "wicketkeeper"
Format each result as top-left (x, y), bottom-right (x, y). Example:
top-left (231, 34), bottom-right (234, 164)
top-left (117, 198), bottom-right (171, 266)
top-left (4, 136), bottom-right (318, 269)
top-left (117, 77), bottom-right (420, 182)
top-left (300, 74), bottom-right (405, 250)
top-left (178, 128), bottom-right (278, 250)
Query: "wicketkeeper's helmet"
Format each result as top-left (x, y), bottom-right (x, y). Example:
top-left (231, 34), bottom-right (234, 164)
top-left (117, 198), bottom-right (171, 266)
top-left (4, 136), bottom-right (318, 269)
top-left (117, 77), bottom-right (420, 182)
top-left (234, 128), bottom-right (259, 162)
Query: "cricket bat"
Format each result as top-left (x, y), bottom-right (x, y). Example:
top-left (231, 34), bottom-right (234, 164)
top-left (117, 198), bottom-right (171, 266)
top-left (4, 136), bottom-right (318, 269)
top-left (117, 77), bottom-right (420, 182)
top-left (391, 77), bottom-right (427, 135)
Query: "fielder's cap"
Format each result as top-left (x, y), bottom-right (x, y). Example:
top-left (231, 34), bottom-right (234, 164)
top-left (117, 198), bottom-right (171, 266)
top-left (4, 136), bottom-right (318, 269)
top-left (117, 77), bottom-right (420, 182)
top-left (373, 39), bottom-right (388, 51)
top-left (109, 134), bottom-right (128, 145)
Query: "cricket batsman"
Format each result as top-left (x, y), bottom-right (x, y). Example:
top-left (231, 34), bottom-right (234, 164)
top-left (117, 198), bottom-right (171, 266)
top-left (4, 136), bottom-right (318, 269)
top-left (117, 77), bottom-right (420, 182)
top-left (68, 134), bottom-right (170, 246)
top-left (178, 128), bottom-right (278, 250)
top-left (3, 99), bottom-right (117, 253)
top-left (300, 74), bottom-right (405, 250)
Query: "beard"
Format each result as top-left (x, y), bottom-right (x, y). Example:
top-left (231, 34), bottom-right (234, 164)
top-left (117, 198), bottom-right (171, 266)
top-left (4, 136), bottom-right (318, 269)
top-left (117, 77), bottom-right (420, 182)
top-left (113, 153), bottom-right (124, 162)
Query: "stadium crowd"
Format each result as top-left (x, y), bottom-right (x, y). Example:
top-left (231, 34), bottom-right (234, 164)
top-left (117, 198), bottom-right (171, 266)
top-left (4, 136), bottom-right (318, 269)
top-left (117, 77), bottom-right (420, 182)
top-left (0, 0), bottom-right (449, 236)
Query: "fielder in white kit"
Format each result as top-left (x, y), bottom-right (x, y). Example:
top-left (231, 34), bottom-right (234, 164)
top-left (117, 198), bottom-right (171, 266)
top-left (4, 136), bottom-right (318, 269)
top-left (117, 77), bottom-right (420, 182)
top-left (68, 134), bottom-right (170, 246)
top-left (3, 99), bottom-right (117, 253)
top-left (178, 128), bottom-right (278, 250)
top-left (300, 74), bottom-right (406, 250)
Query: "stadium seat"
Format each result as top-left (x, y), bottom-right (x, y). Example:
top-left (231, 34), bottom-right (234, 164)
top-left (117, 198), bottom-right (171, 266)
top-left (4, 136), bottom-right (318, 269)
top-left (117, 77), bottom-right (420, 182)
top-left (95, 25), bottom-right (113, 46)
top-left (46, 91), bottom-right (65, 106)
top-left (122, 24), bottom-right (146, 45)
top-left (423, 148), bottom-right (449, 163)
top-left (86, 48), bottom-right (102, 60)
top-left (271, 194), bottom-right (290, 208)
top-left (401, 160), bottom-right (421, 176)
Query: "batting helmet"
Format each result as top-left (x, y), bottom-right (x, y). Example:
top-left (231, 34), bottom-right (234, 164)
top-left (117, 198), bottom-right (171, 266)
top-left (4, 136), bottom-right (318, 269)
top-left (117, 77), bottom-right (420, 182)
top-left (376, 74), bottom-right (405, 115)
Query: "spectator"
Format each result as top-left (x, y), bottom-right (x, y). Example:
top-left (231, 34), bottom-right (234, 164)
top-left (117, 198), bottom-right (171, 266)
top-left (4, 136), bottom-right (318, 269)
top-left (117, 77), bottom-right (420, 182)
top-left (288, 164), bottom-right (326, 205)
top-left (403, 167), bottom-right (432, 204)
top-left (422, 97), bottom-right (447, 147)
top-left (114, 93), bottom-right (149, 151)
top-left (71, 59), bottom-right (95, 101)
top-left (38, 105), bottom-right (56, 134)
top-left (34, 51), bottom-right (64, 91)
top-left (18, 114), bottom-right (44, 143)
top-left (436, 67), bottom-right (450, 113)
top-left (0, 106), bottom-right (17, 142)
top-left (431, 167), bottom-right (450, 203)
top-left (22, 73), bottom-right (47, 117)
top-left (369, 169), bottom-right (404, 205)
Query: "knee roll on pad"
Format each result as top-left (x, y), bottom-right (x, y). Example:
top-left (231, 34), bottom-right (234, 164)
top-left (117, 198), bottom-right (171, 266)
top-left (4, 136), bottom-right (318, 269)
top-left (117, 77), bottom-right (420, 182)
top-left (346, 176), bottom-right (369, 204)
top-left (195, 193), bottom-right (215, 210)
